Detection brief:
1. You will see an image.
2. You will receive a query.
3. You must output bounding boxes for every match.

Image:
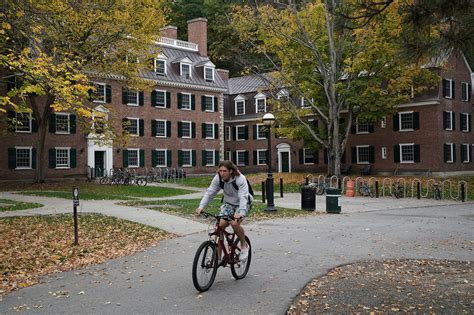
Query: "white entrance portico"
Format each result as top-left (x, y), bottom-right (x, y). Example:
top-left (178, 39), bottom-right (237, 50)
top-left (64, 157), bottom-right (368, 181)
top-left (276, 143), bottom-right (291, 173)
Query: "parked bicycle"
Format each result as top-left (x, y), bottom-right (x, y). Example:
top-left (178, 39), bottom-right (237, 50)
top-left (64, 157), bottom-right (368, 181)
top-left (315, 180), bottom-right (330, 195)
top-left (192, 211), bottom-right (251, 292)
top-left (433, 183), bottom-right (442, 200)
top-left (391, 182), bottom-right (404, 199)
top-left (358, 181), bottom-right (375, 197)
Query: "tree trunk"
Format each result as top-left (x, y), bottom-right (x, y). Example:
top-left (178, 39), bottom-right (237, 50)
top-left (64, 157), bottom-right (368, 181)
top-left (33, 96), bottom-right (53, 183)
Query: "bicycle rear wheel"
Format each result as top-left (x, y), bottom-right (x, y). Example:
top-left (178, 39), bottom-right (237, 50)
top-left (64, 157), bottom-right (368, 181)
top-left (231, 236), bottom-right (251, 280)
top-left (192, 241), bottom-right (218, 292)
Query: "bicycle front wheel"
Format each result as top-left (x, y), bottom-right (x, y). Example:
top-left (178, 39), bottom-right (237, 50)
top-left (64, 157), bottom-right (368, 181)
top-left (231, 236), bottom-right (251, 280)
top-left (192, 241), bottom-right (218, 292)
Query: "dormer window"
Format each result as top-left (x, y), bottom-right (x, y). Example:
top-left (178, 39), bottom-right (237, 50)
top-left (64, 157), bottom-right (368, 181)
top-left (181, 63), bottom-right (191, 79)
top-left (204, 67), bottom-right (214, 82)
top-left (155, 59), bottom-right (166, 75)
top-left (255, 93), bottom-right (267, 113)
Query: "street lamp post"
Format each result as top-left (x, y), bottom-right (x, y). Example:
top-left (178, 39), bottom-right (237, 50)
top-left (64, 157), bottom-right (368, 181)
top-left (262, 113), bottom-right (276, 212)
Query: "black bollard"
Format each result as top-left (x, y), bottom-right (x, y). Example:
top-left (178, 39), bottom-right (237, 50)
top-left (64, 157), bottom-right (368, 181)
top-left (375, 180), bottom-right (379, 198)
top-left (461, 183), bottom-right (466, 202)
top-left (417, 182), bottom-right (421, 199)
top-left (280, 178), bottom-right (283, 198)
top-left (262, 181), bottom-right (266, 203)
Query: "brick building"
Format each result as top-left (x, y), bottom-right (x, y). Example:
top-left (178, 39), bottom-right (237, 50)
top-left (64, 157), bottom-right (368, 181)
top-left (223, 50), bottom-right (474, 176)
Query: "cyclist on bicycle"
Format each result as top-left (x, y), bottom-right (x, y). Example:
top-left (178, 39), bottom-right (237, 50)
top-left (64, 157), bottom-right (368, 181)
top-left (196, 160), bottom-right (253, 262)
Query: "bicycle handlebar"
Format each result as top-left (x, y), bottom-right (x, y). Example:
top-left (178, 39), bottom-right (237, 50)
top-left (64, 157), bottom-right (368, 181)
top-left (199, 211), bottom-right (239, 222)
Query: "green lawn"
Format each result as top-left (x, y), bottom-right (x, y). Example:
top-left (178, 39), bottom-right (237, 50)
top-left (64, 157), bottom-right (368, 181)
top-left (0, 198), bottom-right (43, 212)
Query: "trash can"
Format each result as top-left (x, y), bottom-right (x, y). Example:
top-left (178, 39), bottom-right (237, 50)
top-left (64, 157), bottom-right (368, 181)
top-left (326, 188), bottom-right (341, 213)
top-left (301, 185), bottom-right (316, 211)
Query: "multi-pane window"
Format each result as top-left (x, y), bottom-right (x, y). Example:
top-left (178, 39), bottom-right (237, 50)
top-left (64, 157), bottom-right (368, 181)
top-left (236, 150), bottom-right (246, 166)
top-left (182, 150), bottom-right (192, 166)
top-left (127, 118), bottom-right (139, 136)
top-left (357, 146), bottom-right (370, 164)
top-left (225, 150), bottom-right (232, 161)
top-left (442, 79), bottom-right (454, 99)
top-left (461, 82), bottom-right (471, 101)
top-left (444, 143), bottom-right (454, 163)
top-left (257, 150), bottom-right (267, 165)
top-left (181, 121), bottom-right (191, 138)
top-left (203, 96), bottom-right (214, 111)
top-left (155, 90), bottom-right (166, 107)
top-left (381, 147), bottom-right (387, 159)
top-left (444, 111), bottom-right (454, 130)
top-left (301, 97), bottom-right (312, 108)
top-left (56, 114), bottom-right (70, 133)
top-left (155, 149), bottom-right (167, 166)
top-left (460, 113), bottom-right (470, 132)
top-left (56, 148), bottom-right (70, 168)
top-left (128, 149), bottom-right (139, 167)
top-left (205, 150), bottom-right (215, 166)
top-left (155, 59), bottom-right (166, 75)
top-left (303, 149), bottom-right (315, 164)
top-left (399, 112), bottom-right (414, 130)
top-left (93, 83), bottom-right (106, 103)
top-left (235, 100), bottom-right (245, 115)
top-left (400, 144), bottom-right (415, 163)
top-left (225, 126), bottom-right (231, 141)
top-left (256, 97), bottom-right (266, 113)
top-left (204, 123), bottom-right (215, 139)
top-left (16, 112), bottom-right (31, 132)
top-left (204, 67), bottom-right (214, 81)
top-left (127, 90), bottom-right (139, 106)
top-left (236, 125), bottom-right (246, 141)
top-left (181, 93), bottom-right (191, 110)
top-left (155, 120), bottom-right (166, 137)
top-left (257, 124), bottom-right (267, 139)
top-left (461, 144), bottom-right (471, 163)
top-left (16, 147), bottom-right (32, 168)
top-left (181, 63), bottom-right (191, 79)
top-left (356, 122), bottom-right (370, 134)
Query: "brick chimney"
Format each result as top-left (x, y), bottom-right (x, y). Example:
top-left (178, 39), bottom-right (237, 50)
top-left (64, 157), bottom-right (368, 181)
top-left (187, 18), bottom-right (207, 57)
top-left (160, 26), bottom-right (178, 39)
top-left (216, 69), bottom-right (229, 82)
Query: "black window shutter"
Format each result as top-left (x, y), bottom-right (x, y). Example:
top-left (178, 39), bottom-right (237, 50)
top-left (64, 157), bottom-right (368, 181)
top-left (32, 117), bottom-right (38, 132)
top-left (122, 118), bottom-right (128, 132)
top-left (177, 93), bottom-right (182, 109)
top-left (167, 150), bottom-right (172, 167)
top-left (253, 150), bottom-right (258, 165)
top-left (469, 146), bottom-right (472, 162)
top-left (70, 149), bottom-right (77, 168)
top-left (452, 144), bottom-right (456, 162)
top-left (350, 125), bottom-right (356, 134)
top-left (452, 112), bottom-right (455, 130)
top-left (123, 149), bottom-right (128, 167)
top-left (452, 81), bottom-right (455, 99)
top-left (244, 151), bottom-right (249, 165)
top-left (70, 115), bottom-right (76, 134)
top-left (192, 150), bottom-right (196, 166)
top-left (394, 145), bottom-right (400, 163)
top-left (244, 126), bottom-right (248, 140)
top-left (444, 144), bottom-right (449, 162)
top-left (393, 114), bottom-right (399, 131)
top-left (351, 147), bottom-right (357, 163)
top-left (8, 148), bottom-right (16, 169)
top-left (214, 123), bottom-right (219, 139)
top-left (49, 114), bottom-right (56, 133)
top-left (202, 123), bottom-right (206, 138)
top-left (178, 150), bottom-right (183, 166)
top-left (462, 82), bottom-right (467, 100)
top-left (177, 121), bottom-right (182, 138)
top-left (201, 96), bottom-right (205, 111)
top-left (232, 127), bottom-right (236, 141)
top-left (413, 112), bottom-right (419, 130)
top-left (166, 92), bottom-right (171, 108)
top-left (152, 150), bottom-right (157, 167)
top-left (469, 114), bottom-right (472, 132)
top-left (442, 79), bottom-right (449, 97)
top-left (32, 148), bottom-right (36, 169)
top-left (369, 146), bottom-right (375, 163)
top-left (139, 91), bottom-right (144, 106)
top-left (215, 150), bottom-right (220, 164)
top-left (299, 149), bottom-right (304, 164)
top-left (106, 85), bottom-right (112, 103)
top-left (460, 113), bottom-right (465, 130)
top-left (443, 111), bottom-right (448, 129)
top-left (461, 145), bottom-right (466, 162)
top-left (191, 95), bottom-right (196, 110)
top-left (253, 125), bottom-right (257, 139)
top-left (151, 120), bottom-right (156, 137)
top-left (192, 122), bottom-right (196, 138)
top-left (166, 121), bottom-right (171, 137)
top-left (202, 150), bottom-right (206, 166)
top-left (414, 144), bottom-right (420, 162)
top-left (139, 119), bottom-right (144, 136)
top-left (232, 151), bottom-right (237, 163)
top-left (151, 90), bottom-right (157, 106)
top-left (122, 87), bottom-right (128, 104)
top-left (49, 148), bottom-right (56, 168)
top-left (369, 124), bottom-right (374, 133)
top-left (140, 149), bottom-right (145, 167)
top-left (213, 96), bottom-right (218, 112)
top-left (469, 84), bottom-right (472, 101)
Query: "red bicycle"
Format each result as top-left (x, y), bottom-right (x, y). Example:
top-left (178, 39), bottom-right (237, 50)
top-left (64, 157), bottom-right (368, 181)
top-left (192, 211), bottom-right (252, 292)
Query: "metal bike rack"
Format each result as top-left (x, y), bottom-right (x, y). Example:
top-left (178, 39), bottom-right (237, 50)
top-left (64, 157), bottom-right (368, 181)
top-left (456, 180), bottom-right (468, 201)
top-left (411, 178), bottom-right (422, 198)
top-left (341, 176), bottom-right (352, 193)
top-left (422, 178), bottom-right (436, 198)
top-left (396, 178), bottom-right (407, 198)
top-left (329, 175), bottom-right (339, 188)
top-left (354, 176), bottom-right (364, 196)
top-left (317, 174), bottom-right (325, 186)
top-left (382, 177), bottom-right (393, 197)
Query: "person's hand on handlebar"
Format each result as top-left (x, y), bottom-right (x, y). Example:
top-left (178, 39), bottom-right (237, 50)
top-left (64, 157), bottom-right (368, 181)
top-left (195, 208), bottom-right (204, 216)
top-left (234, 213), bottom-right (244, 222)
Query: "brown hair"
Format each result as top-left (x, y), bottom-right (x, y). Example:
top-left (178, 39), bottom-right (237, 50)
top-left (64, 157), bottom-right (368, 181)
top-left (217, 160), bottom-right (241, 176)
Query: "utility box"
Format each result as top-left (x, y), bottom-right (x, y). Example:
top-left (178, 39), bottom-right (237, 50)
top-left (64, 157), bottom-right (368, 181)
top-left (326, 188), bottom-right (341, 213)
top-left (301, 185), bottom-right (316, 211)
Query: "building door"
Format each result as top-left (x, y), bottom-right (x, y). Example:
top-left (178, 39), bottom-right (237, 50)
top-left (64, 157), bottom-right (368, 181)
top-left (94, 151), bottom-right (105, 177)
top-left (281, 152), bottom-right (290, 173)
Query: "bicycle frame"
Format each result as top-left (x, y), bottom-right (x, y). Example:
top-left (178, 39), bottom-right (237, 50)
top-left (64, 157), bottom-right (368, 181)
top-left (209, 220), bottom-right (239, 266)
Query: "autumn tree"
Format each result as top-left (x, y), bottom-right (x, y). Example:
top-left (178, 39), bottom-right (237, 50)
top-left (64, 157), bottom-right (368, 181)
top-left (0, 0), bottom-right (167, 182)
top-left (231, 1), bottom-right (437, 176)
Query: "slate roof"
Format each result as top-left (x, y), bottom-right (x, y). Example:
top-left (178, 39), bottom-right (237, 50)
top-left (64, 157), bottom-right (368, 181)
top-left (228, 73), bottom-right (276, 95)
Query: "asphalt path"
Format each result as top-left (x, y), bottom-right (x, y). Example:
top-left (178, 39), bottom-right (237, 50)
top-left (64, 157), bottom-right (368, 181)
top-left (1, 203), bottom-right (472, 314)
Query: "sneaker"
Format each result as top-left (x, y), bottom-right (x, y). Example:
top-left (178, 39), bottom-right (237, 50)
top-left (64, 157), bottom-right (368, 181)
top-left (239, 245), bottom-right (249, 262)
